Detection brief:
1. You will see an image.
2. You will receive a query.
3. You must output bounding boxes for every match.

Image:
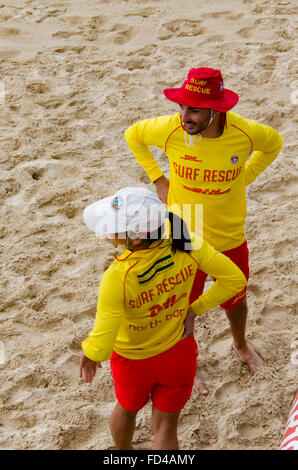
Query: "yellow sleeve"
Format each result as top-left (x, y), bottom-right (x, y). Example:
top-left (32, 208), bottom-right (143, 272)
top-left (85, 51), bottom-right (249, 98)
top-left (81, 267), bottom-right (124, 362)
top-left (190, 235), bottom-right (247, 316)
top-left (244, 121), bottom-right (283, 185)
top-left (124, 114), bottom-right (178, 183)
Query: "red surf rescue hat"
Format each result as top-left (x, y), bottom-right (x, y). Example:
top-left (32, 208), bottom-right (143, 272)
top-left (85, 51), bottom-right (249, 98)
top-left (163, 67), bottom-right (239, 112)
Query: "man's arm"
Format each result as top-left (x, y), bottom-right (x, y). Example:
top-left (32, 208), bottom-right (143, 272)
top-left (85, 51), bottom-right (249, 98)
top-left (124, 114), bottom-right (179, 187)
top-left (244, 121), bottom-right (283, 185)
top-left (125, 120), bottom-right (164, 183)
top-left (154, 175), bottom-right (169, 205)
top-left (189, 236), bottom-right (247, 316)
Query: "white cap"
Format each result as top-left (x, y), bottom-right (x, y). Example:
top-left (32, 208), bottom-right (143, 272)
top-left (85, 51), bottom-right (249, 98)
top-left (83, 187), bottom-right (167, 236)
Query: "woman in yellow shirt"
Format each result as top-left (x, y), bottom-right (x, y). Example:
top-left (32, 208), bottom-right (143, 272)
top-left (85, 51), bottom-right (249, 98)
top-left (80, 186), bottom-right (246, 450)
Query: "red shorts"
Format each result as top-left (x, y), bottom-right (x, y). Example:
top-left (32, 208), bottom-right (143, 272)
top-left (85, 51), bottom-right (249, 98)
top-left (189, 240), bottom-right (249, 309)
top-left (110, 335), bottom-right (198, 413)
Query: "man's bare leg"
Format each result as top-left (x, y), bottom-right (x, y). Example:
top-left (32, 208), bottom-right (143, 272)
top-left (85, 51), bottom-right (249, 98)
top-left (225, 299), bottom-right (266, 372)
top-left (151, 407), bottom-right (181, 450)
top-left (110, 402), bottom-right (137, 450)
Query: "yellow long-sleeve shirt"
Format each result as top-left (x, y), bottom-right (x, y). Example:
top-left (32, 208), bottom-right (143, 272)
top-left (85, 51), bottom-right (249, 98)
top-left (125, 112), bottom-right (283, 252)
top-left (81, 234), bottom-right (247, 362)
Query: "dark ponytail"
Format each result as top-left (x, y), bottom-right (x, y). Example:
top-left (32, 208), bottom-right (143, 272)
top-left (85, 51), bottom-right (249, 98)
top-left (168, 212), bottom-right (192, 253)
top-left (143, 212), bottom-right (192, 253)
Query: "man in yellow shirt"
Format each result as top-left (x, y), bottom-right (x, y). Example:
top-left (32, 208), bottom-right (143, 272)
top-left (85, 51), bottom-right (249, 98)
top-left (124, 67), bottom-right (283, 393)
top-left (80, 187), bottom-right (246, 449)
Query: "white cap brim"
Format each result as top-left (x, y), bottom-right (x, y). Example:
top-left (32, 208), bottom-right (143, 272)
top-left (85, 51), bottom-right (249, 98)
top-left (83, 187), bottom-right (167, 236)
top-left (83, 196), bottom-right (125, 234)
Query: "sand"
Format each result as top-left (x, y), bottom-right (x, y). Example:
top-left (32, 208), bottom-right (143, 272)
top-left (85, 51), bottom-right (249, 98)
top-left (0, 0), bottom-right (297, 450)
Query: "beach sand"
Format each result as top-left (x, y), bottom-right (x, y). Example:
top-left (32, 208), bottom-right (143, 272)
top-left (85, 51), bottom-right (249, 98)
top-left (0, 0), bottom-right (297, 450)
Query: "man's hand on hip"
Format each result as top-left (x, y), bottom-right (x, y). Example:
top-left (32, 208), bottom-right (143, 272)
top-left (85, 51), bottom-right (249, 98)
top-left (154, 175), bottom-right (169, 205)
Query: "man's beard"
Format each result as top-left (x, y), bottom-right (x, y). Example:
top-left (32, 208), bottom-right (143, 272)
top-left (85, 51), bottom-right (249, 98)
top-left (185, 111), bottom-right (213, 135)
top-left (185, 121), bottom-right (209, 135)
top-left (185, 123), bottom-right (205, 135)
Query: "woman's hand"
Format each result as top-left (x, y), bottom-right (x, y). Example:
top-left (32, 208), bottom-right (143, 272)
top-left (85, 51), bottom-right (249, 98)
top-left (79, 353), bottom-right (102, 383)
top-left (182, 307), bottom-right (196, 340)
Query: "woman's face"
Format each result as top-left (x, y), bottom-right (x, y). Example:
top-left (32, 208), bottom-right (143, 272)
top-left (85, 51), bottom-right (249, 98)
top-left (107, 233), bottom-right (147, 251)
top-left (107, 233), bottom-right (127, 246)
top-left (106, 233), bottom-right (140, 251)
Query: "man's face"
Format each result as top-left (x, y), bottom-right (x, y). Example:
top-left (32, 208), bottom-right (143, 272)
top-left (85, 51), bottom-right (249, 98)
top-left (179, 105), bottom-right (212, 135)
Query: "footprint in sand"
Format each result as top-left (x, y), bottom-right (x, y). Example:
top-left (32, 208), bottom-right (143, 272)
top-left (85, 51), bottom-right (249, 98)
top-left (35, 6), bottom-right (67, 24)
top-left (5, 388), bottom-right (36, 406)
top-left (237, 422), bottom-right (264, 438)
top-left (215, 380), bottom-right (244, 403)
top-left (241, 404), bottom-right (263, 418)
top-left (59, 15), bottom-right (108, 27)
top-left (256, 306), bottom-right (289, 331)
top-left (46, 289), bottom-right (75, 313)
top-left (19, 160), bottom-right (72, 181)
top-left (55, 353), bottom-right (81, 381)
top-left (255, 54), bottom-right (277, 70)
top-left (52, 30), bottom-right (80, 39)
top-left (204, 34), bottom-right (225, 44)
top-left (260, 179), bottom-right (297, 203)
top-left (0, 27), bottom-right (23, 36)
top-left (66, 304), bottom-right (97, 324)
top-left (231, 403), bottom-right (267, 440)
top-left (124, 7), bottom-right (159, 18)
top-left (0, 178), bottom-right (21, 199)
top-left (201, 11), bottom-right (244, 20)
top-left (158, 19), bottom-right (203, 40)
top-left (124, 87), bottom-right (145, 99)
top-left (208, 329), bottom-right (231, 357)
top-left (26, 80), bottom-right (49, 94)
top-left (236, 27), bottom-right (254, 38)
top-left (0, 50), bottom-right (21, 59)
top-left (275, 5), bottom-right (298, 15)
top-left (3, 369), bottom-right (50, 406)
top-left (114, 32), bottom-right (133, 45)
top-left (7, 411), bottom-right (39, 432)
top-left (125, 58), bottom-right (150, 71)
top-left (58, 15), bottom-right (84, 26)
top-left (81, 16), bottom-right (109, 41)
top-left (272, 238), bottom-right (298, 258)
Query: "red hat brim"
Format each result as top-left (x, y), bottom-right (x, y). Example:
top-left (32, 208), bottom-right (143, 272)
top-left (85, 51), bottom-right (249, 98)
top-left (163, 86), bottom-right (239, 112)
